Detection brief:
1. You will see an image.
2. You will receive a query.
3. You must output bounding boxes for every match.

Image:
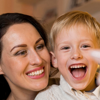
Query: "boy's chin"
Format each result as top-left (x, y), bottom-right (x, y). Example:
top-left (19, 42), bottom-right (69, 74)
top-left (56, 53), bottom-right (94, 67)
top-left (70, 83), bottom-right (88, 92)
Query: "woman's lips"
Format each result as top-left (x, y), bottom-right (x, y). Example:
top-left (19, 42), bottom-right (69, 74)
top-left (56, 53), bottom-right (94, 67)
top-left (26, 66), bottom-right (45, 79)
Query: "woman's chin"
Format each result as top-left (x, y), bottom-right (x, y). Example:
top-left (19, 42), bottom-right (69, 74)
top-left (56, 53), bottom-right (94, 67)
top-left (34, 81), bottom-right (48, 91)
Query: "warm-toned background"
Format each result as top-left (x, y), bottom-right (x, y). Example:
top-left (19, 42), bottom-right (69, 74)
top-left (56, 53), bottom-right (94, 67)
top-left (1, 0), bottom-right (100, 34)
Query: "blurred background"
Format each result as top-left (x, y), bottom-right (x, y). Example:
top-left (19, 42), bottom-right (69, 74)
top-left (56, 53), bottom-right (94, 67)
top-left (0, 0), bottom-right (100, 34)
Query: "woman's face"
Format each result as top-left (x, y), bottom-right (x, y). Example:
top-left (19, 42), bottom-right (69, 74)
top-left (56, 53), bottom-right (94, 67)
top-left (0, 23), bottom-right (50, 92)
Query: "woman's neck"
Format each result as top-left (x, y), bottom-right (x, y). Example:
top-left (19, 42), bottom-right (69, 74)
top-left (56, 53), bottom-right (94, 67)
top-left (7, 91), bottom-right (38, 100)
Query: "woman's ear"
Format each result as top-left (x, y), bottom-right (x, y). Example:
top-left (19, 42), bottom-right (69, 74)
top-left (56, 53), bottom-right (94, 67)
top-left (0, 66), bottom-right (4, 75)
top-left (50, 51), bottom-right (58, 68)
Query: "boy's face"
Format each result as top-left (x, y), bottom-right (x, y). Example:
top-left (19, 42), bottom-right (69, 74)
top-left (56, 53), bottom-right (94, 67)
top-left (51, 25), bottom-right (99, 91)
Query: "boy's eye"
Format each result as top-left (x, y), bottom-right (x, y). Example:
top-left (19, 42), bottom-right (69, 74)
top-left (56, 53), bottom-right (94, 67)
top-left (36, 44), bottom-right (45, 51)
top-left (81, 44), bottom-right (91, 48)
top-left (14, 50), bottom-right (27, 56)
top-left (61, 46), bottom-right (70, 50)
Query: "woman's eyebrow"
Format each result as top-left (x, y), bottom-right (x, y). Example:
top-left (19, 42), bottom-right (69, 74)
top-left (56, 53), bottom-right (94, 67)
top-left (10, 38), bottom-right (43, 52)
top-left (10, 44), bottom-right (27, 52)
top-left (35, 38), bottom-right (43, 44)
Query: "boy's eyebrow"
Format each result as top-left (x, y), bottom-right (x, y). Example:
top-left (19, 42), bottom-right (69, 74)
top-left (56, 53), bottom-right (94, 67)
top-left (56, 41), bottom-right (69, 46)
top-left (10, 38), bottom-right (43, 52)
top-left (56, 39), bottom-right (94, 47)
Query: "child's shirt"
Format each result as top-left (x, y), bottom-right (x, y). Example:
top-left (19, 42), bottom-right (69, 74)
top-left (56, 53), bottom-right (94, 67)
top-left (35, 75), bottom-right (100, 100)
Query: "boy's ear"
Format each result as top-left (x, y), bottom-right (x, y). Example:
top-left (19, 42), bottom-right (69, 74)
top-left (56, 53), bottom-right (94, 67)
top-left (0, 66), bottom-right (4, 75)
top-left (50, 51), bottom-right (58, 68)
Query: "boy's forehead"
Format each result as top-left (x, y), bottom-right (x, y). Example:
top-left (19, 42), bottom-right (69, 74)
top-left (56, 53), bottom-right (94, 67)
top-left (55, 24), bottom-right (97, 44)
top-left (57, 24), bottom-right (95, 35)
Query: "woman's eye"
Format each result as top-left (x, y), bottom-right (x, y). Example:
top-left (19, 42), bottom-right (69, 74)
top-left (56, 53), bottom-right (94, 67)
top-left (14, 50), bottom-right (27, 56)
top-left (36, 44), bottom-right (45, 51)
top-left (82, 45), bottom-right (90, 48)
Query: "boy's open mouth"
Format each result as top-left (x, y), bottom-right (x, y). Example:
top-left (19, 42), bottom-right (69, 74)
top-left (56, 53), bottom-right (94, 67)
top-left (69, 64), bottom-right (87, 79)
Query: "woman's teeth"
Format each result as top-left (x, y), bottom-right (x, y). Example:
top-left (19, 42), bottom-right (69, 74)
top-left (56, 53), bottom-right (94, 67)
top-left (27, 69), bottom-right (44, 76)
top-left (70, 65), bottom-right (85, 68)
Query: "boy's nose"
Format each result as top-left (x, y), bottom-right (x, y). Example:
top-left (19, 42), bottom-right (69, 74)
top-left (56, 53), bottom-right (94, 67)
top-left (29, 51), bottom-right (42, 65)
top-left (70, 49), bottom-right (83, 60)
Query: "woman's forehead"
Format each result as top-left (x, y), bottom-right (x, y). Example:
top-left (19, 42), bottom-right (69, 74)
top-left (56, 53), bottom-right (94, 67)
top-left (1, 23), bottom-right (41, 48)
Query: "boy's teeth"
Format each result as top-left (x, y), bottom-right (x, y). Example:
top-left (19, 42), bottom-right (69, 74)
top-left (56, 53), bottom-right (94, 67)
top-left (70, 65), bottom-right (85, 68)
top-left (28, 69), bottom-right (44, 76)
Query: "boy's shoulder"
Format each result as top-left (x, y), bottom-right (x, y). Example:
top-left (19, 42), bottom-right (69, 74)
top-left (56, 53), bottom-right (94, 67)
top-left (35, 85), bottom-right (60, 100)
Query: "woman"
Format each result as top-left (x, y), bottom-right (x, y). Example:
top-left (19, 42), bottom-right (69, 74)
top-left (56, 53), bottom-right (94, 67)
top-left (0, 13), bottom-right (50, 100)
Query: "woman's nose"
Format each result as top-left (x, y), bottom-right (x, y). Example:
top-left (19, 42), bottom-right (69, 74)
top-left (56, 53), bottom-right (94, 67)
top-left (29, 51), bottom-right (42, 65)
top-left (70, 49), bottom-right (83, 60)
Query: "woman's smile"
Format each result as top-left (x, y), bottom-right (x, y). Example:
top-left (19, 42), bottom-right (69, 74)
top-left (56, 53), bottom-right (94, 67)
top-left (26, 66), bottom-right (45, 79)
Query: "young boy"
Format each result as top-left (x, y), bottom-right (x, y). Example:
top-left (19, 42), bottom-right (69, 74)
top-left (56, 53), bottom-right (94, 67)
top-left (35, 11), bottom-right (100, 100)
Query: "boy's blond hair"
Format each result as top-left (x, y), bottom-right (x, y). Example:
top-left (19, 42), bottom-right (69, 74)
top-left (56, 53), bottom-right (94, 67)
top-left (50, 10), bottom-right (100, 51)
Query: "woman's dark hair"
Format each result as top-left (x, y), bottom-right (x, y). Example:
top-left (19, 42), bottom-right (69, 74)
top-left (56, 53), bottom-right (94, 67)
top-left (0, 13), bottom-right (48, 100)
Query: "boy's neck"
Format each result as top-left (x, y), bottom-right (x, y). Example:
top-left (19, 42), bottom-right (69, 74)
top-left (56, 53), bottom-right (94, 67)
top-left (81, 77), bottom-right (97, 92)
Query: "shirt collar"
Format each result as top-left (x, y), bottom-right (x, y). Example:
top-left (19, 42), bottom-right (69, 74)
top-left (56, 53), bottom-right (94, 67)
top-left (60, 75), bottom-right (74, 93)
top-left (60, 74), bottom-right (100, 97)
